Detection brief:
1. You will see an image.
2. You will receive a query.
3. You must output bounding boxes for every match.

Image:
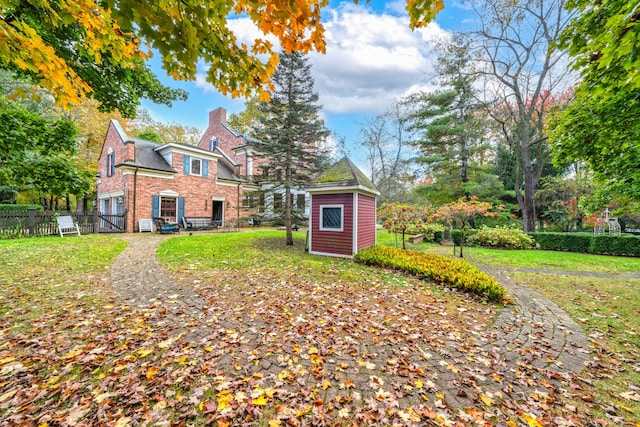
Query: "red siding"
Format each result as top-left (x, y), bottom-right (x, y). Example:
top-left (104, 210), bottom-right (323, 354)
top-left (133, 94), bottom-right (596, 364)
top-left (357, 194), bottom-right (376, 251)
top-left (311, 193), bottom-right (353, 256)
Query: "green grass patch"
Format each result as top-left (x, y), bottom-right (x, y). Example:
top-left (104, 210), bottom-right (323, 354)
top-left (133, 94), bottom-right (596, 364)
top-left (158, 230), bottom-right (426, 287)
top-left (448, 246), bottom-right (640, 273)
top-left (387, 228), bottom-right (640, 274)
top-left (0, 235), bottom-right (128, 328)
top-left (378, 229), bottom-right (640, 274)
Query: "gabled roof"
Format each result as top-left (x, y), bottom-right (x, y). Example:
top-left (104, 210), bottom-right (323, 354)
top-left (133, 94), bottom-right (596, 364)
top-left (109, 119), bottom-right (244, 182)
top-left (120, 139), bottom-right (175, 173)
top-left (307, 157), bottom-right (378, 195)
top-left (217, 160), bottom-right (243, 182)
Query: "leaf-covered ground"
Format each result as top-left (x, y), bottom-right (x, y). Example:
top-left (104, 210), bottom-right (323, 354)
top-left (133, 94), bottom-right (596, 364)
top-left (0, 232), bottom-right (637, 426)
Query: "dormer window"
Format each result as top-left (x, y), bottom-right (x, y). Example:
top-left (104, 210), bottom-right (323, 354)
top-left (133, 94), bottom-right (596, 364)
top-left (183, 154), bottom-right (208, 177)
top-left (209, 137), bottom-right (219, 151)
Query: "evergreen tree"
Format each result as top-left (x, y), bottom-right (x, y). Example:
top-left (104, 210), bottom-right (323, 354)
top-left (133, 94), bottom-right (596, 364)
top-left (255, 50), bottom-right (330, 245)
top-left (408, 38), bottom-right (493, 203)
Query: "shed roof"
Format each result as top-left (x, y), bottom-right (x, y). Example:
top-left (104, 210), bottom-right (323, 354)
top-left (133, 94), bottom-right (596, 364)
top-left (307, 157), bottom-right (378, 195)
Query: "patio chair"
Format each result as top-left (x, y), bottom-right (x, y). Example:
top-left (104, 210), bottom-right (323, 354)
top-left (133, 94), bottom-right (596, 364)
top-left (153, 217), bottom-right (180, 234)
top-left (57, 215), bottom-right (81, 237)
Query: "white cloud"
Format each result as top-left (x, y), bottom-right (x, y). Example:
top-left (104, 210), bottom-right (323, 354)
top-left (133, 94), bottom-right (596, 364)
top-left (191, 3), bottom-right (451, 116)
top-left (310, 3), bottom-right (450, 114)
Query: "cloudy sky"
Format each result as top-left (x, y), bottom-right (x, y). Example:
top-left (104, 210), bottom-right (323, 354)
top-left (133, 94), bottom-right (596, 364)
top-left (141, 0), bottom-right (474, 155)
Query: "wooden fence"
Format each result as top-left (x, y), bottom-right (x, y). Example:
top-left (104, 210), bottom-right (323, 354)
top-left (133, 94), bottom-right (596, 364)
top-left (0, 209), bottom-right (127, 238)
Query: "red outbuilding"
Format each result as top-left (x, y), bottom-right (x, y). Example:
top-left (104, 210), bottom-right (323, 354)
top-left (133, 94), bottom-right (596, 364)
top-left (306, 157), bottom-right (379, 258)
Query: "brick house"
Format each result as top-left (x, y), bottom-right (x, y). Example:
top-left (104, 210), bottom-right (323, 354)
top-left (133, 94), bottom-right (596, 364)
top-left (307, 157), bottom-right (379, 257)
top-left (198, 108), bottom-right (310, 222)
top-left (97, 119), bottom-right (258, 232)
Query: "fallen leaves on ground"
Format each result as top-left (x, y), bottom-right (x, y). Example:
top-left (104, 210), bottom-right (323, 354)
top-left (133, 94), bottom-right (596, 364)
top-left (1, 239), bottom-right (634, 426)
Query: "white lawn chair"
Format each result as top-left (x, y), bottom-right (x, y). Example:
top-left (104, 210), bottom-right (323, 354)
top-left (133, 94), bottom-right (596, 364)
top-left (57, 215), bottom-right (81, 237)
top-left (138, 218), bottom-right (153, 232)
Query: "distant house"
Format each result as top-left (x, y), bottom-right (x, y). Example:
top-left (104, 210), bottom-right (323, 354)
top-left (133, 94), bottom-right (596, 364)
top-left (96, 119), bottom-right (258, 232)
top-left (96, 107), bottom-right (310, 232)
top-left (306, 157), bottom-right (379, 257)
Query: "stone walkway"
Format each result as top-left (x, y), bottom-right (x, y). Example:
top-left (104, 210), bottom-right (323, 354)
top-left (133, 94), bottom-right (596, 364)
top-left (110, 234), bottom-right (592, 409)
top-left (110, 234), bottom-right (213, 341)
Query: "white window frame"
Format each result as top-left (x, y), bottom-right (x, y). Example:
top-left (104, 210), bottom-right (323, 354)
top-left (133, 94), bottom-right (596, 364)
top-left (320, 205), bottom-right (344, 232)
top-left (191, 157), bottom-right (202, 176)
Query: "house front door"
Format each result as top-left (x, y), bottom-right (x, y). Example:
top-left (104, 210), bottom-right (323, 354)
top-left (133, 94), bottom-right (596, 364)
top-left (212, 200), bottom-right (224, 226)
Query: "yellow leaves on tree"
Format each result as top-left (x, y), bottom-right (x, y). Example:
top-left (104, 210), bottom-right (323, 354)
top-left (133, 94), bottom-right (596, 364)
top-left (1, 0), bottom-right (143, 108)
top-left (406, 0), bottom-right (444, 29)
top-left (1, 0), bottom-right (444, 110)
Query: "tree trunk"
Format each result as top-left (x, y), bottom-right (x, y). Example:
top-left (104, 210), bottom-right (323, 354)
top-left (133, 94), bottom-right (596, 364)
top-left (519, 139), bottom-right (537, 232)
top-left (284, 184), bottom-right (293, 246)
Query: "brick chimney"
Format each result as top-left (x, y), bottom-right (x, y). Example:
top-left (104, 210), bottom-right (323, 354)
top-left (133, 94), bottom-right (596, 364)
top-left (209, 107), bottom-right (227, 126)
top-left (124, 140), bottom-right (135, 162)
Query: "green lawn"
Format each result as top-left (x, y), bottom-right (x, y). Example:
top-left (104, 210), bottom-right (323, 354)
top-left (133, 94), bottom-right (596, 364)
top-left (158, 230), bottom-right (443, 292)
top-left (380, 230), bottom-right (640, 274)
top-left (0, 235), bottom-right (128, 328)
top-left (451, 245), bottom-right (640, 273)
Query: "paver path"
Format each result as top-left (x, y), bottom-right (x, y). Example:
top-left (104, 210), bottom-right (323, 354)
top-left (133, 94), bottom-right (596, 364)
top-left (110, 234), bottom-right (213, 341)
top-left (110, 234), bottom-right (591, 409)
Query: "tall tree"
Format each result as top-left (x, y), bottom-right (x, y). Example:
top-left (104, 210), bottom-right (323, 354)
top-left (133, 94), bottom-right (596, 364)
top-left (408, 37), bottom-right (491, 203)
top-left (0, 96), bottom-right (90, 208)
top-left (549, 0), bottom-right (640, 203)
top-left (357, 99), bottom-right (418, 204)
top-left (1, 0), bottom-right (445, 114)
top-left (64, 99), bottom-right (130, 175)
top-left (255, 50), bottom-right (330, 245)
top-left (471, 0), bottom-right (573, 232)
top-left (1, 0), bottom-right (186, 117)
top-left (2, 71), bottom-right (109, 209)
top-left (535, 174), bottom-right (594, 232)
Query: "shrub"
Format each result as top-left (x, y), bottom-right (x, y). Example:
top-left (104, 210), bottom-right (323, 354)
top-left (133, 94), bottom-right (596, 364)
top-left (0, 204), bottom-right (44, 212)
top-left (529, 232), bottom-right (590, 252)
top-left (589, 235), bottom-right (640, 256)
top-left (355, 245), bottom-right (508, 302)
top-left (467, 225), bottom-right (535, 249)
top-left (405, 222), bottom-right (445, 242)
top-left (529, 232), bottom-right (640, 257)
top-left (450, 228), bottom-right (478, 245)
top-left (0, 186), bottom-right (18, 204)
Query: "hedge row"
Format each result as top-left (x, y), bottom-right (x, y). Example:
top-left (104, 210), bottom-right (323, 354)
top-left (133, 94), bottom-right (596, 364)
top-left (0, 204), bottom-right (44, 212)
top-left (529, 232), bottom-right (640, 257)
top-left (355, 245), bottom-right (508, 302)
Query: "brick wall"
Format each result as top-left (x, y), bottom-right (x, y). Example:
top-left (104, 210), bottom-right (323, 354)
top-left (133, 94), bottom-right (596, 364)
top-left (197, 107), bottom-right (271, 180)
top-left (99, 116), bottom-right (260, 232)
top-left (98, 122), bottom-right (126, 194)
